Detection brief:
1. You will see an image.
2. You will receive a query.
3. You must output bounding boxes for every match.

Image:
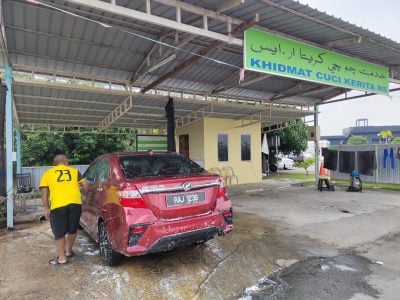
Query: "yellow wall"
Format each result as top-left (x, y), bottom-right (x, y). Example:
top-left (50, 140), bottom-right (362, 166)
top-left (203, 118), bottom-right (262, 184)
top-left (176, 119), bottom-right (205, 166)
top-left (176, 117), bottom-right (262, 184)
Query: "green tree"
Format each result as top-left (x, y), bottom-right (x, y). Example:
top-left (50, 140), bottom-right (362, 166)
top-left (21, 129), bottom-right (136, 166)
top-left (21, 131), bottom-right (69, 166)
top-left (295, 157), bottom-right (315, 175)
top-left (277, 119), bottom-right (308, 154)
top-left (392, 137), bottom-right (400, 144)
top-left (379, 130), bottom-right (393, 143)
top-left (347, 135), bottom-right (368, 145)
top-left (379, 130), bottom-right (392, 139)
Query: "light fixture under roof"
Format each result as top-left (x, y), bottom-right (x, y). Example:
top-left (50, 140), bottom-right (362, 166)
top-left (148, 55), bottom-right (176, 72)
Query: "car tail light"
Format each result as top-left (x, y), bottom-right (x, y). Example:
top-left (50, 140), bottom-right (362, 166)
top-left (217, 179), bottom-right (228, 200)
top-left (128, 223), bottom-right (150, 247)
top-left (119, 189), bottom-right (148, 208)
top-left (221, 208), bottom-right (233, 224)
top-left (132, 226), bottom-right (146, 234)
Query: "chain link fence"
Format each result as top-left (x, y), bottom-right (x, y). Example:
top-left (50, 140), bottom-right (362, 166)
top-left (330, 144), bottom-right (400, 184)
top-left (21, 165), bottom-right (89, 190)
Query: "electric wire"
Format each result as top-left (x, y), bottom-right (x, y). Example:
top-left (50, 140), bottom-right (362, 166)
top-left (25, 0), bottom-right (241, 69)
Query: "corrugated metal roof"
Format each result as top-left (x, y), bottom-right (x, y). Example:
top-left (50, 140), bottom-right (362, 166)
top-left (13, 79), bottom-right (313, 129)
top-left (2, 0), bottom-right (399, 128)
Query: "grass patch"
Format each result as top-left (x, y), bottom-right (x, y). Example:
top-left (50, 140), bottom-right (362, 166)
top-left (265, 172), bottom-right (400, 192)
top-left (268, 172), bottom-right (315, 180)
top-left (332, 179), bottom-right (400, 192)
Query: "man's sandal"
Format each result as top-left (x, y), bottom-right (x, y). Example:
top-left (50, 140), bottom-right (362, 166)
top-left (48, 257), bottom-right (68, 265)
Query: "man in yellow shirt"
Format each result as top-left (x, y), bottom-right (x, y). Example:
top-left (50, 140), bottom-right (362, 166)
top-left (40, 154), bottom-right (89, 265)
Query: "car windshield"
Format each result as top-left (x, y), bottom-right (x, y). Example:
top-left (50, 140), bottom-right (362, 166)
top-left (119, 154), bottom-right (205, 179)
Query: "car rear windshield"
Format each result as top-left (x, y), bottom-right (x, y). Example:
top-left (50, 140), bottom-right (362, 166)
top-left (119, 154), bottom-right (205, 179)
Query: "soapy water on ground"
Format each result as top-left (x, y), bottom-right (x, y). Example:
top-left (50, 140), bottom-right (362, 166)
top-left (1, 213), bottom-right (293, 299)
top-left (0, 212), bottom-right (381, 300)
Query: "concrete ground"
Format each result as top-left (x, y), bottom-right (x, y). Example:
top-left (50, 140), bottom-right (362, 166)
top-left (229, 180), bottom-right (400, 299)
top-left (1, 179), bottom-right (399, 299)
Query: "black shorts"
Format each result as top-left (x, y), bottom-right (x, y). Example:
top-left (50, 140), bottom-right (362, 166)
top-left (50, 204), bottom-right (82, 240)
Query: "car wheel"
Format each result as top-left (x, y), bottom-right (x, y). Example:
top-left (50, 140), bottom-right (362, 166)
top-left (99, 222), bottom-right (120, 266)
top-left (269, 164), bottom-right (277, 172)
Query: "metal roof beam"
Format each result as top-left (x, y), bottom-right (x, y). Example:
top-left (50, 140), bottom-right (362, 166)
top-left (120, 117), bottom-right (164, 123)
top-left (140, 16), bottom-right (258, 93)
top-left (21, 0), bottom-right (162, 36)
top-left (13, 79), bottom-right (133, 96)
top-left (126, 104), bottom-right (202, 114)
top-left (16, 103), bottom-right (109, 113)
top-left (13, 100), bottom-right (20, 127)
top-left (270, 85), bottom-right (334, 102)
top-left (6, 25), bottom-right (148, 57)
top-left (175, 102), bottom-right (213, 127)
top-left (152, 0), bottom-right (242, 25)
top-left (19, 111), bottom-right (101, 119)
top-left (131, 0), bottom-right (245, 83)
top-left (0, 0), bottom-right (9, 64)
top-left (113, 120), bottom-right (164, 127)
top-left (13, 78), bottom-right (211, 105)
top-left (98, 96), bottom-right (133, 130)
top-left (259, 0), bottom-right (400, 55)
top-left (211, 73), bottom-right (273, 95)
top-left (140, 39), bottom-right (222, 93)
top-left (320, 87), bottom-right (400, 105)
top-left (20, 124), bottom-right (138, 135)
top-left (9, 50), bottom-right (134, 73)
top-left (131, 34), bottom-right (195, 83)
top-left (12, 65), bottom-right (130, 85)
top-left (126, 111), bottom-right (165, 118)
top-left (324, 37), bottom-right (362, 48)
top-left (300, 86), bottom-right (340, 96)
top-left (21, 117), bottom-right (98, 124)
top-left (215, 0), bottom-right (245, 13)
top-left (14, 94), bottom-right (120, 106)
top-left (67, 0), bottom-right (242, 46)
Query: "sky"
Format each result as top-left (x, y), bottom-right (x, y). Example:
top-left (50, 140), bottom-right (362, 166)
top-left (298, 0), bottom-right (400, 136)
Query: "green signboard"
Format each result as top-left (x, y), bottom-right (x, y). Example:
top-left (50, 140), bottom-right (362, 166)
top-left (244, 28), bottom-right (389, 95)
top-left (136, 135), bottom-right (168, 151)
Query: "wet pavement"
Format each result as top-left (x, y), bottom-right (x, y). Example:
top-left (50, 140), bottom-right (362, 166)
top-left (1, 180), bottom-right (400, 299)
top-left (242, 254), bottom-right (380, 300)
top-left (0, 213), bottom-right (297, 300)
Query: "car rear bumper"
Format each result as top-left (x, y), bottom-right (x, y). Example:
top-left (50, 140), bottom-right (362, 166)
top-left (121, 212), bottom-right (232, 256)
top-left (145, 227), bottom-right (219, 254)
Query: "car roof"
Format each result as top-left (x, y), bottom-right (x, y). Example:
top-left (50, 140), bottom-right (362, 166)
top-left (103, 151), bottom-right (179, 158)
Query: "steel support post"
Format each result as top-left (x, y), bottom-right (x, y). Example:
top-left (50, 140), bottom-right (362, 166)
top-left (5, 65), bottom-right (13, 229)
top-left (314, 104), bottom-right (319, 183)
top-left (16, 129), bottom-right (21, 174)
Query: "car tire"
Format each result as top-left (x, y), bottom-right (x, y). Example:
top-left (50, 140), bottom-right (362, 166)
top-left (269, 164), bottom-right (277, 172)
top-left (99, 222), bottom-right (120, 267)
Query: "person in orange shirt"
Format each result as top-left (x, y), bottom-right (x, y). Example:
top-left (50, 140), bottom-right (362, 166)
top-left (40, 154), bottom-right (89, 265)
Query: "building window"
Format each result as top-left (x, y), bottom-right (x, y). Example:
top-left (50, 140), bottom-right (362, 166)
top-left (218, 134), bottom-right (228, 162)
top-left (241, 134), bottom-right (251, 161)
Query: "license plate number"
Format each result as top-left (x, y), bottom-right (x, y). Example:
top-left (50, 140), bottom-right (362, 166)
top-left (166, 192), bottom-right (205, 207)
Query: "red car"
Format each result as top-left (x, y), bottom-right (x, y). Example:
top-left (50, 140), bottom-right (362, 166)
top-left (80, 151), bottom-right (233, 266)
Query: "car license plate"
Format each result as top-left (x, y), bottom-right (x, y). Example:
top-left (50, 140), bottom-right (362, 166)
top-left (166, 192), bottom-right (205, 207)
